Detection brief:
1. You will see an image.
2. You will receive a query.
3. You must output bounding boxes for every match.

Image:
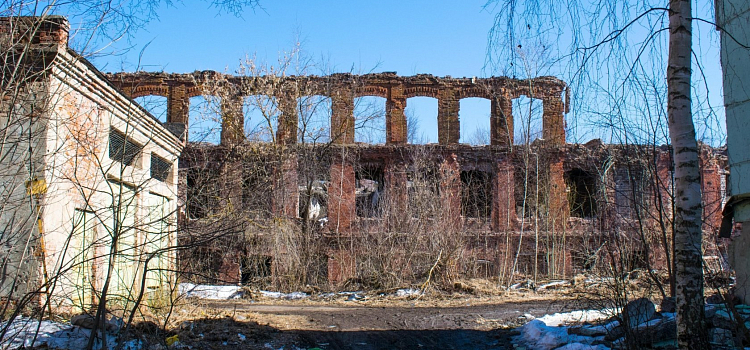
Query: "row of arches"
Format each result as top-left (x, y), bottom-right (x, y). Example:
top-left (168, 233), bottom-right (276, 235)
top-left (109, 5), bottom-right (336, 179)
top-left (113, 72), bottom-right (568, 147)
top-left (134, 95), bottom-right (547, 146)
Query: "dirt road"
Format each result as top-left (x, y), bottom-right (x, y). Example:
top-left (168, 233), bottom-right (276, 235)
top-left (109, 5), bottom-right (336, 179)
top-left (173, 297), bottom-right (574, 350)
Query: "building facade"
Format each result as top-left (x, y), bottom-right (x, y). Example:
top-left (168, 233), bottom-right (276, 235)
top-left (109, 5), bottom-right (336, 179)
top-left (0, 16), bottom-right (183, 311)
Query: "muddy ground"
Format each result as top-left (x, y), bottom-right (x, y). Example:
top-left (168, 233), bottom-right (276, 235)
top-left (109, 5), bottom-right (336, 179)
top-left (160, 293), bottom-right (582, 350)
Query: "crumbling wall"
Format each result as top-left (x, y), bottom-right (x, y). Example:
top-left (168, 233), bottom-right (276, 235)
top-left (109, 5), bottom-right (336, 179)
top-left (109, 70), bottom-right (727, 288)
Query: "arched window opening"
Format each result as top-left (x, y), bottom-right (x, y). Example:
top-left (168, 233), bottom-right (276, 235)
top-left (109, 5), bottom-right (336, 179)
top-left (459, 98), bottom-right (491, 145)
top-left (189, 95), bottom-right (222, 144)
top-left (243, 95), bottom-right (278, 142)
top-left (513, 96), bottom-right (543, 145)
top-left (405, 97), bottom-right (438, 144)
top-left (133, 95), bottom-right (167, 123)
top-left (297, 95), bottom-right (331, 144)
top-left (566, 168), bottom-right (598, 218)
top-left (354, 96), bottom-right (386, 144)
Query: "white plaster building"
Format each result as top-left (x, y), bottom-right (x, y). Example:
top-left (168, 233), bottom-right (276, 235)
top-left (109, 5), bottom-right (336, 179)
top-left (0, 16), bottom-right (183, 311)
top-left (717, 0), bottom-right (750, 301)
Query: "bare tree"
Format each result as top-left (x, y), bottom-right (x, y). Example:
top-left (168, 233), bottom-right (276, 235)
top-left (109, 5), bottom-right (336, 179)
top-left (484, 0), bottom-right (718, 345)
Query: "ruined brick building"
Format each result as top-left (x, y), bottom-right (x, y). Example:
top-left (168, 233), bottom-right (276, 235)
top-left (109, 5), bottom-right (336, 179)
top-left (105, 70), bottom-right (728, 289)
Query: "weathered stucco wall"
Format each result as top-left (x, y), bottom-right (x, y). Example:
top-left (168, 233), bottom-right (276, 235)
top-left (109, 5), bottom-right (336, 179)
top-left (0, 16), bottom-right (183, 310)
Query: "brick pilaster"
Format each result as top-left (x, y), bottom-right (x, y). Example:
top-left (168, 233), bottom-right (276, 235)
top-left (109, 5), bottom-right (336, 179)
top-left (220, 94), bottom-right (244, 146)
top-left (542, 96), bottom-right (565, 145)
top-left (328, 150), bottom-right (356, 233)
top-left (492, 157), bottom-right (516, 231)
top-left (386, 85), bottom-right (407, 144)
top-left (440, 153), bottom-right (462, 227)
top-left (272, 153), bottom-right (299, 218)
top-left (438, 89), bottom-right (460, 145)
top-left (331, 89), bottom-right (354, 144)
top-left (491, 94), bottom-right (513, 146)
top-left (276, 98), bottom-right (298, 144)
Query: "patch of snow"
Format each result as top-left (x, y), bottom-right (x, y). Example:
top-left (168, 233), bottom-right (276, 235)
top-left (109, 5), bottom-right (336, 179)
top-left (396, 288), bottom-right (421, 297)
top-left (537, 280), bottom-right (569, 290)
top-left (577, 320), bottom-right (619, 336)
top-left (537, 309), bottom-right (616, 327)
top-left (520, 320), bottom-right (608, 350)
top-left (179, 283), bottom-right (243, 300)
top-left (0, 317), bottom-right (135, 350)
top-left (259, 291), bottom-right (309, 300)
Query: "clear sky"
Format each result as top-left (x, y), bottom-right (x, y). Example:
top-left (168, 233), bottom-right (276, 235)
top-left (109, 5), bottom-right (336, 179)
top-left (77, 0), bottom-right (724, 146)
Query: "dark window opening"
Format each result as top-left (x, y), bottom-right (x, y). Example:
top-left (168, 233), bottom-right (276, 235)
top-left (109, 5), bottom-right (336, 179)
top-left (186, 167), bottom-right (219, 220)
top-left (242, 164), bottom-right (273, 218)
top-left (407, 166), bottom-right (441, 218)
top-left (150, 154), bottom-right (172, 182)
top-left (461, 170), bottom-right (492, 218)
top-left (240, 255), bottom-right (272, 285)
top-left (356, 166), bottom-right (384, 218)
top-left (109, 127), bottom-right (142, 166)
top-left (306, 254), bottom-right (329, 286)
top-left (299, 181), bottom-right (328, 221)
top-left (566, 168), bottom-right (598, 218)
top-left (514, 166), bottom-right (541, 218)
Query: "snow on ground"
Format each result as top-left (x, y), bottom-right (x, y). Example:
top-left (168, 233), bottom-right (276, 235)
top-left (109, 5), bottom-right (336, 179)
top-left (537, 309), bottom-right (617, 327)
top-left (0, 317), bottom-right (141, 350)
top-left (517, 309), bottom-right (617, 350)
top-left (179, 283), bottom-right (244, 299)
top-left (536, 281), bottom-right (569, 291)
top-left (396, 288), bottom-right (422, 297)
top-left (259, 291), bottom-right (309, 300)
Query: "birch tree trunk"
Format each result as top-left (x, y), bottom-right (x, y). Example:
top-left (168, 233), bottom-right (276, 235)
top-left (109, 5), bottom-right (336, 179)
top-left (667, 0), bottom-right (709, 347)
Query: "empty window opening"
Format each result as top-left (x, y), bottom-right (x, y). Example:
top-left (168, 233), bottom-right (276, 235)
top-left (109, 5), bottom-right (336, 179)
top-left (459, 98), bottom-right (491, 145)
top-left (513, 96), bottom-right (543, 144)
top-left (240, 255), bottom-right (272, 285)
top-left (244, 95), bottom-right (278, 142)
top-left (354, 96), bottom-right (386, 144)
top-left (297, 95), bottom-right (331, 143)
top-left (306, 254), bottom-right (329, 286)
top-left (407, 165), bottom-right (441, 217)
top-left (461, 170), bottom-right (492, 218)
top-left (299, 180), bottom-right (327, 221)
top-left (243, 164), bottom-right (273, 218)
top-left (109, 127), bottom-right (142, 166)
top-left (515, 165), bottom-right (541, 218)
top-left (133, 95), bottom-right (167, 123)
top-left (186, 167), bottom-right (220, 220)
top-left (150, 153), bottom-right (172, 182)
top-left (405, 97), bottom-right (438, 144)
top-left (356, 166), bottom-right (384, 218)
top-left (189, 95), bottom-right (222, 144)
top-left (566, 168), bottom-right (598, 218)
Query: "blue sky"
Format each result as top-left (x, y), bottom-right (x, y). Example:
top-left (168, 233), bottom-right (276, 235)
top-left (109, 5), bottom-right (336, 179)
top-left (77, 0), bottom-right (725, 146)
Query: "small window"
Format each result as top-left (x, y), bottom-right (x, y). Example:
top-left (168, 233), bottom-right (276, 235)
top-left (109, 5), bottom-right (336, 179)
top-left (150, 154), bottom-right (172, 182)
top-left (109, 128), bottom-right (142, 166)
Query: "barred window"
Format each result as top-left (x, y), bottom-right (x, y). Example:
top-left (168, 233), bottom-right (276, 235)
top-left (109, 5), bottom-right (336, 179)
top-left (150, 153), bottom-right (172, 182)
top-left (109, 128), bottom-right (142, 166)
